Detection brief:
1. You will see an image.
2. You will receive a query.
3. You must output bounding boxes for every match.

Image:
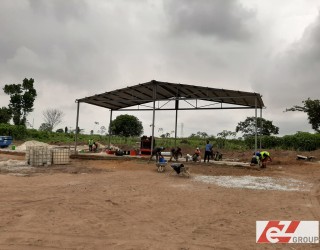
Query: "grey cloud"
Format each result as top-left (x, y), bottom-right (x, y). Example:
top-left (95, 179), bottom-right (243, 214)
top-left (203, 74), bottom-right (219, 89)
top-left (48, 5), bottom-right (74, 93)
top-left (293, 16), bottom-right (320, 72)
top-left (249, 12), bottom-right (320, 134)
top-left (0, 0), bottom-right (121, 89)
top-left (252, 12), bottom-right (320, 111)
top-left (163, 0), bottom-right (255, 41)
top-left (28, 0), bottom-right (87, 22)
top-left (0, 0), bottom-right (169, 92)
top-left (1, 0), bottom-right (317, 136)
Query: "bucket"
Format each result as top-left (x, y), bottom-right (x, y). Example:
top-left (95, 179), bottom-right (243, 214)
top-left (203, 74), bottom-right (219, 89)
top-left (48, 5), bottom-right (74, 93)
top-left (130, 150), bottom-right (136, 156)
top-left (11, 145), bottom-right (15, 150)
top-left (159, 157), bottom-right (166, 163)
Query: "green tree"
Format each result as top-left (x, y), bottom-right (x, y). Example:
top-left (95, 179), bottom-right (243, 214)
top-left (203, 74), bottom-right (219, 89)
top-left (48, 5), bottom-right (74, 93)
top-left (285, 98), bottom-right (320, 133)
top-left (188, 131), bottom-right (209, 138)
top-left (39, 123), bottom-right (52, 131)
top-left (200, 132), bottom-right (208, 138)
top-left (189, 133), bottom-right (197, 138)
top-left (236, 117), bottom-right (279, 136)
top-left (0, 107), bottom-right (12, 123)
top-left (217, 130), bottom-right (237, 138)
top-left (217, 130), bottom-right (236, 148)
top-left (3, 78), bottom-right (37, 125)
top-left (110, 114), bottom-right (143, 137)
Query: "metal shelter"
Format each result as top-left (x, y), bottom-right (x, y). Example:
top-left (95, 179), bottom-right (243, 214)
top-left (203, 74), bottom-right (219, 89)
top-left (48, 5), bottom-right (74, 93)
top-left (75, 80), bottom-right (265, 153)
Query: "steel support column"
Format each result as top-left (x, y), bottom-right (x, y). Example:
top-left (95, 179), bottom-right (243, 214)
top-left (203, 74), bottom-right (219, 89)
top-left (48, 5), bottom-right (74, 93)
top-left (150, 84), bottom-right (156, 153)
top-left (108, 110), bottom-right (113, 149)
top-left (74, 101), bottom-right (80, 154)
top-left (174, 99), bottom-right (179, 147)
top-left (260, 108), bottom-right (263, 149)
top-left (255, 98), bottom-right (257, 153)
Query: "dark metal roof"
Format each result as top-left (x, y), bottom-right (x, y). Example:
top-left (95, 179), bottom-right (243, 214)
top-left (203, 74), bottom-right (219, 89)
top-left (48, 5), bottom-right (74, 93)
top-left (77, 80), bottom-right (264, 110)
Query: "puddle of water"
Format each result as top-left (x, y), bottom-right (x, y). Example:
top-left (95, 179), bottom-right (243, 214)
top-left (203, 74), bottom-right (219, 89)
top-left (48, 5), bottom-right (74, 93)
top-left (193, 175), bottom-right (311, 191)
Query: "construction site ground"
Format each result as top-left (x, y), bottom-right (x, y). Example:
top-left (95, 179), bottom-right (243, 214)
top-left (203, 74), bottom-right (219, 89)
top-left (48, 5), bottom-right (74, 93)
top-left (0, 149), bottom-right (319, 250)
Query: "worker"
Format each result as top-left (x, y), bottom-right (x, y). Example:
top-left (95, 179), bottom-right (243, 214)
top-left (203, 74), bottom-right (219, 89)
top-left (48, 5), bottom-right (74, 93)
top-left (169, 147), bottom-right (182, 162)
top-left (193, 147), bottom-right (201, 162)
top-left (88, 139), bottom-right (94, 151)
top-left (92, 141), bottom-right (98, 152)
top-left (250, 151), bottom-right (260, 166)
top-left (204, 140), bottom-right (213, 163)
top-left (148, 147), bottom-right (165, 163)
top-left (259, 151), bottom-right (272, 168)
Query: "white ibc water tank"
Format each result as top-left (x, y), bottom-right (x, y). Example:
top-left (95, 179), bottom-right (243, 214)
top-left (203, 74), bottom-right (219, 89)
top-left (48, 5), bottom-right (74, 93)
top-left (52, 148), bottom-right (70, 165)
top-left (28, 146), bottom-right (48, 166)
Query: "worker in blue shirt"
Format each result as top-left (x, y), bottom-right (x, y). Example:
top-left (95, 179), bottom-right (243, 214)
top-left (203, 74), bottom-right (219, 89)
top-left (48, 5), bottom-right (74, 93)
top-left (204, 140), bottom-right (213, 163)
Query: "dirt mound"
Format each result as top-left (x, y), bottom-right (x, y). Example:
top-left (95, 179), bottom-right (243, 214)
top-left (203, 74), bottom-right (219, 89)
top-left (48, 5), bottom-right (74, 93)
top-left (15, 140), bottom-right (50, 151)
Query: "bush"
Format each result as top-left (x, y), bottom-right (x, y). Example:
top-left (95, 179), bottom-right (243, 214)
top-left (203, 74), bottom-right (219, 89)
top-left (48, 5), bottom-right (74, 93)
top-left (0, 123), bottom-right (27, 140)
top-left (180, 139), bottom-right (189, 144)
top-left (260, 136), bottom-right (282, 149)
top-left (2, 124), bottom-right (320, 152)
top-left (282, 132), bottom-right (320, 151)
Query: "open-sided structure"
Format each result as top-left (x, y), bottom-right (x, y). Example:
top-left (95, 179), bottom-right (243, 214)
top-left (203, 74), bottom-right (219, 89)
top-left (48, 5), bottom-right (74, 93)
top-left (75, 80), bottom-right (265, 152)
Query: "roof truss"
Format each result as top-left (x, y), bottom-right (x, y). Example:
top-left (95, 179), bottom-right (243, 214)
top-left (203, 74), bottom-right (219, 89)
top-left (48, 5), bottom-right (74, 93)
top-left (77, 80), bottom-right (264, 110)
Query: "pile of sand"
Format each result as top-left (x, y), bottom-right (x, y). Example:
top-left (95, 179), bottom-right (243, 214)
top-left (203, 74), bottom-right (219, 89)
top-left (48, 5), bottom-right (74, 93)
top-left (16, 140), bottom-right (51, 151)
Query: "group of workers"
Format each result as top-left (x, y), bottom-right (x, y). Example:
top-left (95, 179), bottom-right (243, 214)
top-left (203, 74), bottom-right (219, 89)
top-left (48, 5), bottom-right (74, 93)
top-left (148, 141), bottom-right (272, 168)
top-left (185, 140), bottom-right (213, 163)
top-left (90, 138), bottom-right (272, 168)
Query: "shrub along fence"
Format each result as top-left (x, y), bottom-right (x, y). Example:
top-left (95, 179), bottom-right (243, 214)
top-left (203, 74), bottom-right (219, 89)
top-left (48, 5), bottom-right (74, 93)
top-left (0, 123), bottom-right (27, 140)
top-left (244, 132), bottom-right (320, 151)
top-left (1, 123), bottom-right (320, 151)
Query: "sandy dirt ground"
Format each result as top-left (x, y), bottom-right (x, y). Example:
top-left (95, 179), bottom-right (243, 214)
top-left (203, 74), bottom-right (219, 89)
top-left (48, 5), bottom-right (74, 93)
top-left (0, 150), bottom-right (319, 250)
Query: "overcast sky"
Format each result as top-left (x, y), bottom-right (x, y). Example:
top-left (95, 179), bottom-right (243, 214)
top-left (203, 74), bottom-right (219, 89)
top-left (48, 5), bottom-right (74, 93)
top-left (1, 0), bottom-right (320, 137)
